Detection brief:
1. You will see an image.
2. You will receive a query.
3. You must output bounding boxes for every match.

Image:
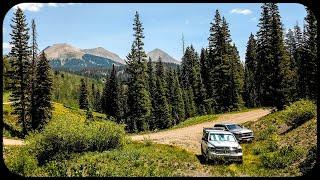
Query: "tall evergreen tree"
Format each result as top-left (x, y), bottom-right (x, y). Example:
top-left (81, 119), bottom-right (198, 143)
top-left (155, 57), bottom-right (169, 96)
top-left (256, 3), bottom-right (273, 106)
top-left (181, 45), bottom-right (207, 114)
top-left (185, 87), bottom-right (197, 118)
top-left (200, 48), bottom-right (209, 91)
top-left (171, 70), bottom-right (185, 124)
top-left (229, 44), bottom-right (245, 110)
top-left (147, 58), bottom-right (157, 130)
top-left (101, 64), bottom-right (120, 120)
top-left (303, 8), bottom-right (317, 100)
top-left (8, 8), bottom-right (31, 135)
top-left (79, 78), bottom-right (89, 110)
top-left (153, 58), bottom-right (171, 129)
top-left (125, 11), bottom-right (152, 132)
top-left (269, 3), bottom-right (294, 109)
top-left (33, 51), bottom-right (53, 130)
top-left (285, 25), bottom-right (301, 102)
top-left (29, 19), bottom-right (39, 130)
top-left (244, 33), bottom-right (259, 107)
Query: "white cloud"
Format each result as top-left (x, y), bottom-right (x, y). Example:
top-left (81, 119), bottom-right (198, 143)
top-left (48, 3), bottom-right (58, 7)
top-left (230, 8), bottom-right (252, 15)
top-left (14, 3), bottom-right (44, 12)
top-left (13, 3), bottom-right (78, 12)
top-left (3, 42), bottom-right (13, 50)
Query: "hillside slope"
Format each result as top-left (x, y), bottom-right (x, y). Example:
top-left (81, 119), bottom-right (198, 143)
top-left (52, 71), bottom-right (104, 108)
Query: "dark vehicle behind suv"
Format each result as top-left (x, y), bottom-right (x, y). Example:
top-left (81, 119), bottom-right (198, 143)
top-left (213, 123), bottom-right (254, 142)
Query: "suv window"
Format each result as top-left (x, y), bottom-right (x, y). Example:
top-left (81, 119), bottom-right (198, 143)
top-left (226, 124), bottom-right (242, 130)
top-left (214, 124), bottom-right (226, 129)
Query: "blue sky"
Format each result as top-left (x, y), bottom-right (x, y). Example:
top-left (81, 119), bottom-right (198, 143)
top-left (2, 3), bottom-right (307, 61)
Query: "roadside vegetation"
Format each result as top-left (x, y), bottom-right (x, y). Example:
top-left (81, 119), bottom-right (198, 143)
top-left (3, 99), bottom-right (316, 176)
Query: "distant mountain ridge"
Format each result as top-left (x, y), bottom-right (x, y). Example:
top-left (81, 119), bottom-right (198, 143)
top-left (82, 47), bottom-right (125, 64)
top-left (147, 48), bottom-right (180, 64)
top-left (43, 43), bottom-right (124, 71)
top-left (43, 43), bottom-right (180, 71)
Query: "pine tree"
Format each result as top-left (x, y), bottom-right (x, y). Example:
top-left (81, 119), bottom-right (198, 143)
top-left (33, 51), bottom-right (53, 130)
top-left (125, 11), bottom-right (152, 132)
top-left (155, 57), bottom-right (169, 96)
top-left (285, 25), bottom-right (301, 102)
top-left (303, 8), bottom-right (317, 100)
top-left (147, 58), bottom-right (157, 130)
top-left (153, 59), bottom-right (171, 129)
top-left (181, 45), bottom-right (206, 114)
top-left (200, 48), bottom-right (209, 91)
top-left (256, 3), bottom-right (273, 106)
top-left (207, 10), bottom-right (225, 112)
top-left (79, 78), bottom-right (89, 110)
top-left (269, 3), bottom-right (294, 109)
top-left (101, 64), bottom-right (120, 120)
top-left (186, 87), bottom-right (197, 118)
top-left (170, 70), bottom-right (185, 124)
top-left (229, 44), bottom-right (244, 110)
top-left (244, 33), bottom-right (259, 107)
top-left (8, 8), bottom-right (31, 135)
top-left (29, 19), bottom-right (39, 130)
top-left (206, 11), bottom-right (239, 112)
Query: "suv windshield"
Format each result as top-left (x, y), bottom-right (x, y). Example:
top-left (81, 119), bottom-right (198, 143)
top-left (209, 133), bottom-right (236, 142)
top-left (226, 124), bottom-right (242, 130)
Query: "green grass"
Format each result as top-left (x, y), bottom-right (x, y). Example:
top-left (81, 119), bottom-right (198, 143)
top-left (3, 100), bottom-right (316, 177)
top-left (2, 102), bottom-right (107, 139)
top-left (3, 91), bottom-right (11, 103)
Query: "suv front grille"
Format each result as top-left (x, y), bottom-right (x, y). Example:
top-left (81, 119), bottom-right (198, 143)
top-left (215, 147), bottom-right (235, 154)
top-left (241, 132), bottom-right (252, 137)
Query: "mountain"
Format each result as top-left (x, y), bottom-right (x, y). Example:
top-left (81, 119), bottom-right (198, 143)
top-left (82, 47), bottom-right (125, 64)
top-left (147, 48), bottom-right (180, 64)
top-left (43, 43), bottom-right (123, 71)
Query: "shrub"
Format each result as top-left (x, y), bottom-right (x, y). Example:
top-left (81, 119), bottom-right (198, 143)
top-left (261, 145), bottom-right (303, 169)
top-left (299, 145), bottom-right (317, 176)
top-left (257, 125), bottom-right (277, 141)
top-left (27, 118), bottom-right (126, 165)
top-left (4, 147), bottom-right (39, 176)
top-left (283, 100), bottom-right (316, 129)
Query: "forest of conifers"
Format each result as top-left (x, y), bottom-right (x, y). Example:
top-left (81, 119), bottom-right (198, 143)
top-left (4, 3), bottom-right (317, 135)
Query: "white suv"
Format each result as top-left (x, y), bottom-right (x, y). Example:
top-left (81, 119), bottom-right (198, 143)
top-left (201, 128), bottom-right (243, 163)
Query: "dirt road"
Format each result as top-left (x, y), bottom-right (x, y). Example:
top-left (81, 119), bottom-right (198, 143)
top-left (130, 108), bottom-right (271, 154)
top-left (2, 137), bottom-right (24, 146)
